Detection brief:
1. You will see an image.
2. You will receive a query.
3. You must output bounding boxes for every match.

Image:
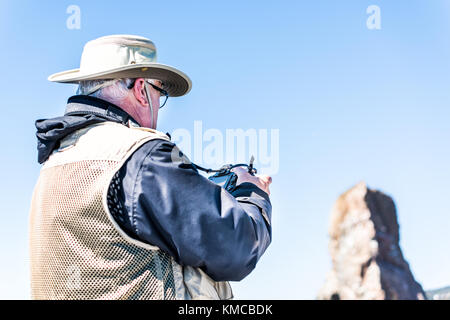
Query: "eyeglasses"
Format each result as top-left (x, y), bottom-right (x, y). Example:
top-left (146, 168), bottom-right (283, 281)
top-left (127, 79), bottom-right (169, 109)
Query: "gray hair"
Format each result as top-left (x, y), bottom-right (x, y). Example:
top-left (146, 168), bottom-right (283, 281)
top-left (76, 78), bottom-right (134, 105)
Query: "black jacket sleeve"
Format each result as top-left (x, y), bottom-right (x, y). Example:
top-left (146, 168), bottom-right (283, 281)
top-left (113, 139), bottom-right (272, 282)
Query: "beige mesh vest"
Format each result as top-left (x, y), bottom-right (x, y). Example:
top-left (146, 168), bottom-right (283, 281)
top-left (29, 121), bottom-right (232, 300)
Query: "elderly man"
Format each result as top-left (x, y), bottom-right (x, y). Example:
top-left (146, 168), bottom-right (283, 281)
top-left (29, 35), bottom-right (272, 300)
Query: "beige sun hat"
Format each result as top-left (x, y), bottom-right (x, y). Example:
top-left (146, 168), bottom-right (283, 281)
top-left (48, 34), bottom-right (192, 97)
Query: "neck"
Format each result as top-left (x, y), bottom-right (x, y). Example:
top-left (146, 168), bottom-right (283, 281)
top-left (102, 95), bottom-right (150, 128)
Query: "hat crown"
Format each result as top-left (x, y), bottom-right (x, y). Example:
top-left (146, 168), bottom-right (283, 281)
top-left (48, 34), bottom-right (192, 97)
top-left (80, 35), bottom-right (157, 74)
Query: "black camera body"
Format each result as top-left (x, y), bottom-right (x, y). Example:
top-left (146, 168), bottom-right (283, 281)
top-left (207, 157), bottom-right (257, 192)
top-left (208, 166), bottom-right (240, 192)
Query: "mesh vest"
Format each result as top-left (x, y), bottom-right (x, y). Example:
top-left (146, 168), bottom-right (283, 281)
top-left (29, 121), bottom-right (232, 300)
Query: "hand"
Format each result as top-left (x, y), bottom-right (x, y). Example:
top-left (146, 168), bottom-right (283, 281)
top-left (231, 166), bottom-right (272, 195)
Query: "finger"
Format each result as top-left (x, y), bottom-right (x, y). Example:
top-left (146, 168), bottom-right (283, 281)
top-left (258, 175), bottom-right (272, 184)
top-left (230, 167), bottom-right (246, 174)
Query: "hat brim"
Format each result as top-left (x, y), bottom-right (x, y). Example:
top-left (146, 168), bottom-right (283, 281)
top-left (48, 63), bottom-right (192, 97)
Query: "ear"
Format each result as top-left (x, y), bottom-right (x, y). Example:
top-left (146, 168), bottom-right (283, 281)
top-left (132, 78), bottom-right (149, 107)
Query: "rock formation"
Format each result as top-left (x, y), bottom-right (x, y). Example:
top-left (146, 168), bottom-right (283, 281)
top-left (318, 182), bottom-right (426, 300)
top-left (426, 286), bottom-right (450, 300)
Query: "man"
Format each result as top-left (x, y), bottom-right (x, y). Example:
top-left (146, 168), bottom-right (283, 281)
top-left (29, 35), bottom-right (272, 300)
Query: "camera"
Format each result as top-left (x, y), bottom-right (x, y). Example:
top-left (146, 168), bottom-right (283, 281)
top-left (206, 156), bottom-right (257, 193)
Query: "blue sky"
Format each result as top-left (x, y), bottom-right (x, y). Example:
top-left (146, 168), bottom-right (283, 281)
top-left (0, 0), bottom-right (449, 299)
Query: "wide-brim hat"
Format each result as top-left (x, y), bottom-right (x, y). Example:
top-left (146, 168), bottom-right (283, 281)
top-left (48, 34), bottom-right (192, 97)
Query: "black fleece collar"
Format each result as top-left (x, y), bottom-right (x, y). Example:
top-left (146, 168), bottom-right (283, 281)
top-left (36, 96), bottom-right (141, 164)
top-left (65, 95), bottom-right (140, 127)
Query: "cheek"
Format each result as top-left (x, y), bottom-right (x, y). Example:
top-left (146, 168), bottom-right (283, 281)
top-left (152, 95), bottom-right (160, 109)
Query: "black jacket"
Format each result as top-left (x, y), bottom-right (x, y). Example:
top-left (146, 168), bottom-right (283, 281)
top-left (35, 95), bottom-right (272, 281)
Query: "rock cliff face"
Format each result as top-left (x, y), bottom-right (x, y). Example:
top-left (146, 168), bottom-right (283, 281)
top-left (318, 182), bottom-right (426, 300)
top-left (426, 286), bottom-right (450, 300)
